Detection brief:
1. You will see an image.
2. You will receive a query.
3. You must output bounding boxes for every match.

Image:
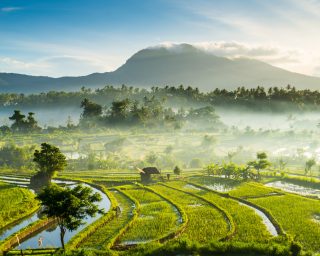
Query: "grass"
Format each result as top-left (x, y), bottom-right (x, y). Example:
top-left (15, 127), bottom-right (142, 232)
top-left (2, 170), bottom-right (319, 255)
top-left (78, 188), bottom-right (134, 250)
top-left (119, 239), bottom-right (295, 256)
top-left (0, 182), bottom-right (38, 230)
top-left (174, 180), bottom-right (273, 243)
top-left (228, 182), bottom-right (281, 198)
top-left (249, 194), bottom-right (320, 252)
top-left (118, 186), bottom-right (180, 244)
top-left (150, 183), bottom-right (229, 243)
top-left (67, 183), bottom-right (118, 249)
top-left (4, 248), bottom-right (60, 256)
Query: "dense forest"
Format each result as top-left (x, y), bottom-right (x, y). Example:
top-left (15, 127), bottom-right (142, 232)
top-left (1, 85), bottom-right (320, 111)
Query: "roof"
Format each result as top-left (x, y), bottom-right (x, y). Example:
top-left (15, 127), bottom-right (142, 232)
top-left (142, 167), bottom-right (160, 174)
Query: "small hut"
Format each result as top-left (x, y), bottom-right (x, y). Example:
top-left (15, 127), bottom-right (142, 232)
top-left (139, 167), bottom-right (160, 183)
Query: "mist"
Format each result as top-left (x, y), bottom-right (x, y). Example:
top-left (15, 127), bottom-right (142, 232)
top-left (0, 106), bottom-right (81, 127)
top-left (1, 90), bottom-right (319, 175)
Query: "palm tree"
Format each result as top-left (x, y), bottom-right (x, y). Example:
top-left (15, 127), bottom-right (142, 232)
top-left (247, 152), bottom-right (270, 179)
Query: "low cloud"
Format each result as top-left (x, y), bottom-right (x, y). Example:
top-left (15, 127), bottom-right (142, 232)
top-left (195, 42), bottom-right (279, 58)
top-left (155, 41), bottom-right (302, 66)
top-left (0, 55), bottom-right (111, 77)
top-left (195, 41), bottom-right (301, 65)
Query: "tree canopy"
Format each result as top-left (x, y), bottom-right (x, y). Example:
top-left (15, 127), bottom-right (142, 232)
top-left (80, 98), bottom-right (103, 119)
top-left (3, 85), bottom-right (320, 113)
top-left (247, 152), bottom-right (270, 179)
top-left (33, 143), bottom-right (67, 179)
top-left (8, 110), bottom-right (41, 133)
top-left (36, 184), bottom-right (103, 249)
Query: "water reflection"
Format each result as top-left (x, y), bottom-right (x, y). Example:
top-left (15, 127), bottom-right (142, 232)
top-left (265, 181), bottom-right (320, 198)
top-left (16, 184), bottom-right (110, 249)
top-left (0, 178), bottom-right (110, 250)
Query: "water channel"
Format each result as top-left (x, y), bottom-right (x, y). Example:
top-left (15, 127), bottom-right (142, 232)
top-left (0, 176), bottom-right (111, 249)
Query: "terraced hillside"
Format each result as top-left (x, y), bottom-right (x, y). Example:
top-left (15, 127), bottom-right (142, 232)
top-left (1, 171), bottom-right (320, 256)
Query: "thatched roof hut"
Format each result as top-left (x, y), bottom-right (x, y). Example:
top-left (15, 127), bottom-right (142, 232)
top-left (139, 167), bottom-right (160, 183)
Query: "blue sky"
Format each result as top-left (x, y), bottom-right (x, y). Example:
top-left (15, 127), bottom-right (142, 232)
top-left (1, 0), bottom-right (320, 77)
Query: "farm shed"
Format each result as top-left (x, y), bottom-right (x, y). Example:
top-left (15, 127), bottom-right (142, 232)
top-left (139, 167), bottom-right (160, 183)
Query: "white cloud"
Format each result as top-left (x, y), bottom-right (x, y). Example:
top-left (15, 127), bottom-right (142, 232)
top-left (168, 0), bottom-right (320, 76)
top-left (0, 57), bottom-right (44, 71)
top-left (195, 42), bottom-right (301, 64)
top-left (0, 55), bottom-right (116, 77)
top-left (1, 7), bottom-right (22, 12)
top-left (153, 41), bottom-right (302, 68)
top-left (0, 40), bottom-right (125, 76)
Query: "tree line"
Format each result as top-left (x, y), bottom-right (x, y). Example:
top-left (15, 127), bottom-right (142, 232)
top-left (0, 96), bottom-right (221, 133)
top-left (1, 84), bottom-right (320, 111)
top-left (79, 96), bottom-right (220, 128)
top-left (204, 152), bottom-right (270, 180)
top-left (0, 110), bottom-right (42, 134)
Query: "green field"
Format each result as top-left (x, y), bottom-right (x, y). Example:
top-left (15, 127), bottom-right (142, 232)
top-left (1, 128), bottom-right (320, 255)
top-left (51, 170), bottom-right (320, 255)
top-left (249, 194), bottom-right (320, 252)
top-left (78, 188), bottom-right (135, 250)
top-left (0, 182), bottom-right (38, 229)
top-left (2, 163), bottom-right (320, 255)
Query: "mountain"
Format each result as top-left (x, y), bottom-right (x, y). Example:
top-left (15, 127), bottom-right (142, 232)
top-left (1, 44), bottom-right (320, 93)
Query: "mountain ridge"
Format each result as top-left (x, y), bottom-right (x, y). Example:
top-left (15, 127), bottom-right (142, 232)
top-left (1, 44), bottom-right (320, 93)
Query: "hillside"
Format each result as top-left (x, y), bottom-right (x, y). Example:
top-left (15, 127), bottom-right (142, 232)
top-left (1, 44), bottom-right (320, 93)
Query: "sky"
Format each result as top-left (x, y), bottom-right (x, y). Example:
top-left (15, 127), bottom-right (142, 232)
top-left (1, 0), bottom-right (320, 77)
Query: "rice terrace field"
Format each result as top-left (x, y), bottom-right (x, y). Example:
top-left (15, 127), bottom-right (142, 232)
top-left (0, 133), bottom-right (320, 256)
top-left (2, 1), bottom-right (320, 254)
top-left (0, 182), bottom-right (38, 230)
